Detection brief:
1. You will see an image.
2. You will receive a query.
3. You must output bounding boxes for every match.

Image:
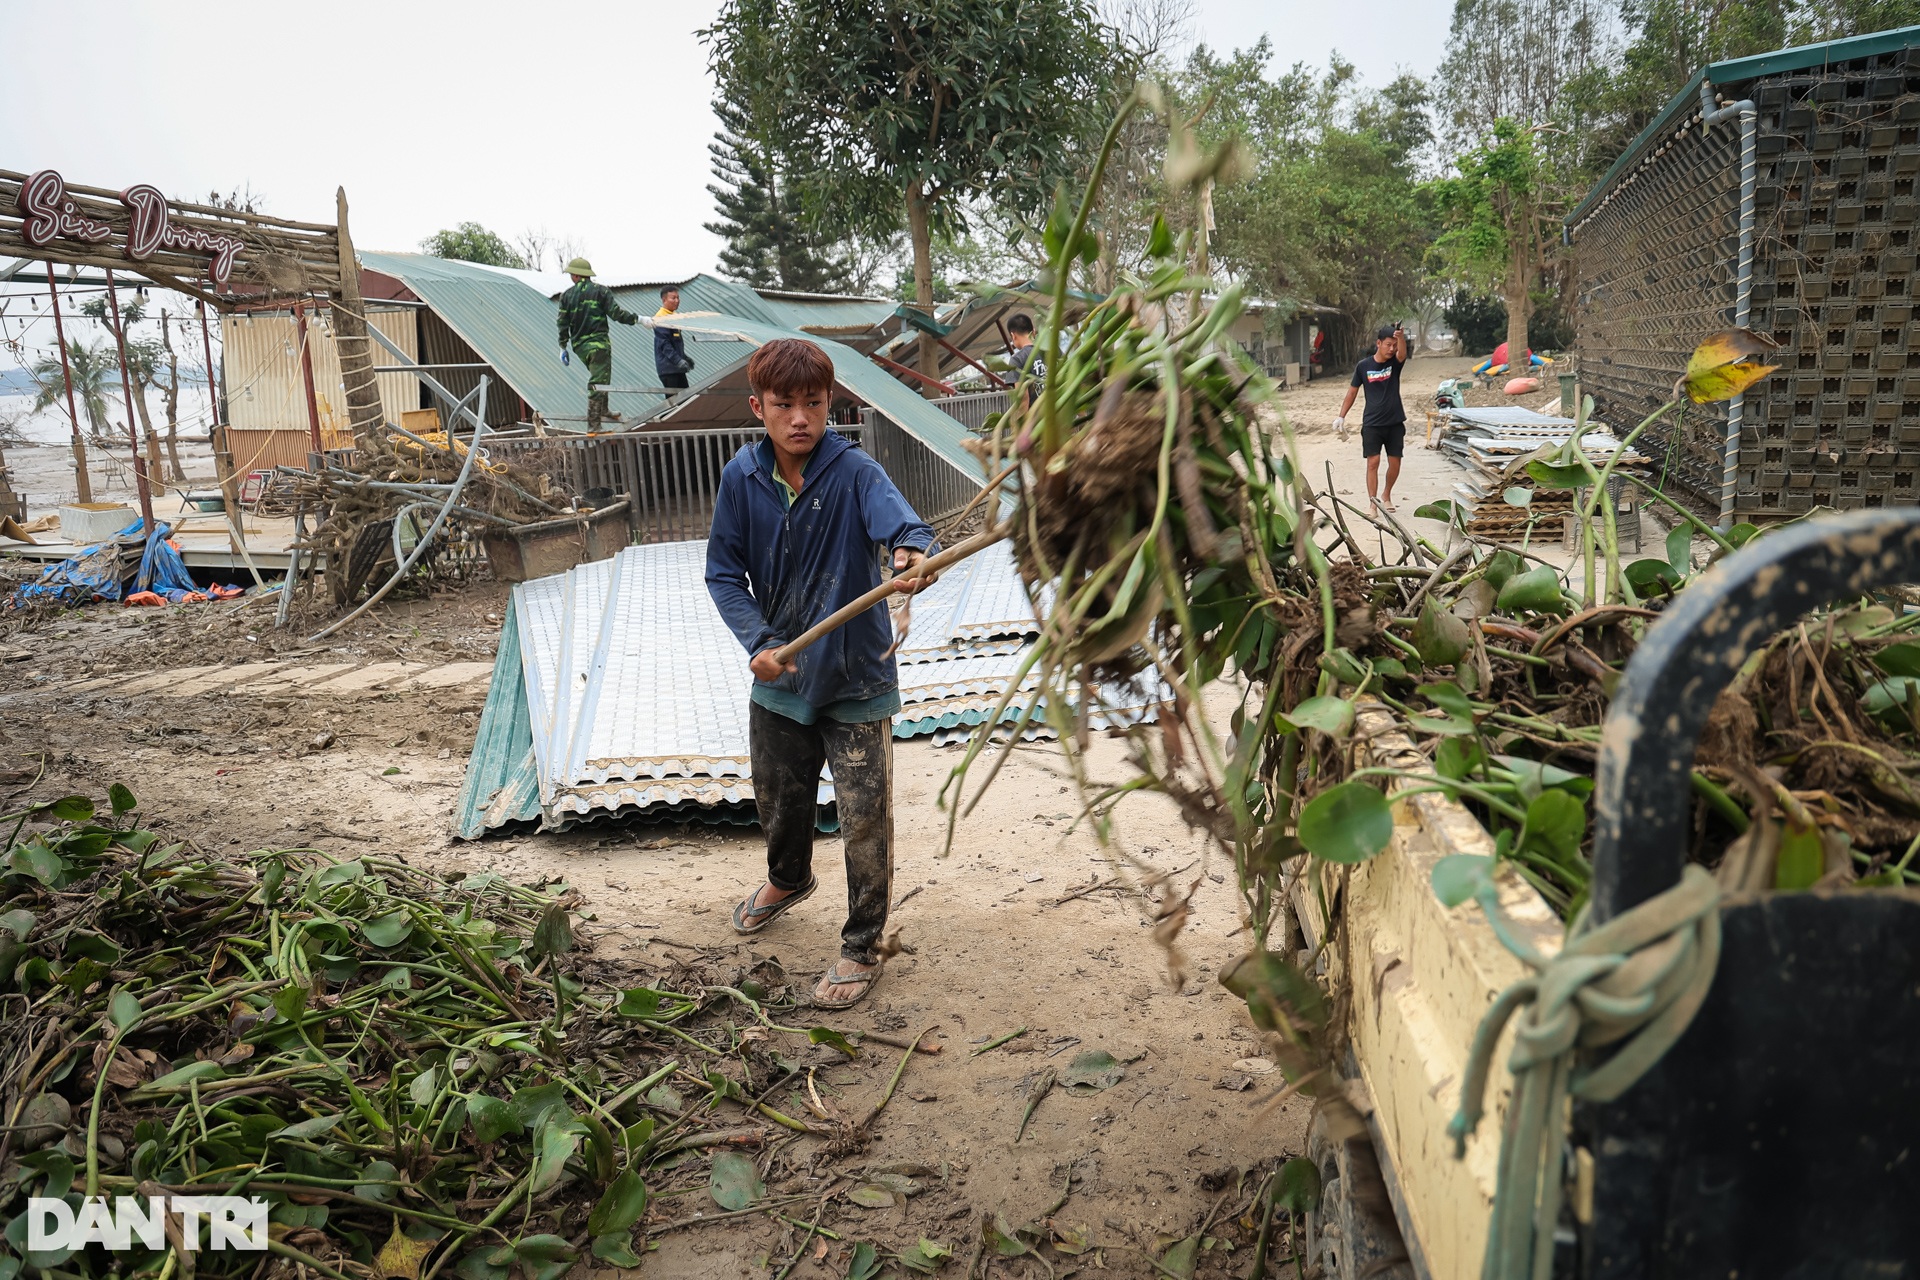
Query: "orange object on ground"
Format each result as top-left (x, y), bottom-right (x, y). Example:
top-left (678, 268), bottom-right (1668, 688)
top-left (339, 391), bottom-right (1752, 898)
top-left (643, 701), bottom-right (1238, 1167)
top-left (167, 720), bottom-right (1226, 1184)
top-left (123, 591), bottom-right (167, 607)
top-left (1503, 376), bottom-right (1541, 395)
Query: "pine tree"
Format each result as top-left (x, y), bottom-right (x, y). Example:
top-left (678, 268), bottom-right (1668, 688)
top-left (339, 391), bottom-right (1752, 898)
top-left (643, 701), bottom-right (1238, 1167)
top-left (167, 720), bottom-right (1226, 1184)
top-left (706, 98), bottom-right (849, 294)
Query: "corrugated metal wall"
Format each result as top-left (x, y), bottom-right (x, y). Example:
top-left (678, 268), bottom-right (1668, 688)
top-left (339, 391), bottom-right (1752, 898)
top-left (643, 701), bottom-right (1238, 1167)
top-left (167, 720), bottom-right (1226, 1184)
top-left (418, 310), bottom-right (521, 428)
top-left (221, 307), bottom-right (420, 432)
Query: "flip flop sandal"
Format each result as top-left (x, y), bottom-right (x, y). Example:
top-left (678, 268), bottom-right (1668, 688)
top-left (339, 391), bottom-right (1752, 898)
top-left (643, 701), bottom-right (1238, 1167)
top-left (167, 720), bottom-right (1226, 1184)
top-left (731, 878), bottom-right (817, 935)
top-left (811, 960), bottom-right (882, 1010)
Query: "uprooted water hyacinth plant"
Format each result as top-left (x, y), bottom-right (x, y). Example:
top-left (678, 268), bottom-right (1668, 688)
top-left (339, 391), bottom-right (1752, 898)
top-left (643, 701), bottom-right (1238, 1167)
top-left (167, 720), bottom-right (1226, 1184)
top-left (943, 86), bottom-right (1916, 1122)
top-left (0, 789), bottom-right (954, 1280)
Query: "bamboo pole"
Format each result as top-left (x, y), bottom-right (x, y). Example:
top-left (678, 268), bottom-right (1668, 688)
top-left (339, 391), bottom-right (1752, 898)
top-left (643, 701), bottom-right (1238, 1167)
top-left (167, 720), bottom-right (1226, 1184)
top-left (103, 270), bottom-right (156, 532)
top-left (44, 263), bottom-right (92, 503)
top-left (332, 187), bottom-right (382, 450)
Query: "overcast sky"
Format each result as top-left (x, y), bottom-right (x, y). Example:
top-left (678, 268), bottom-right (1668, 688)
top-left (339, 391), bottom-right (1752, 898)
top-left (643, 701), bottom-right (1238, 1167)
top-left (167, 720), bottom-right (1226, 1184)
top-left (4, 1), bottom-right (1453, 283)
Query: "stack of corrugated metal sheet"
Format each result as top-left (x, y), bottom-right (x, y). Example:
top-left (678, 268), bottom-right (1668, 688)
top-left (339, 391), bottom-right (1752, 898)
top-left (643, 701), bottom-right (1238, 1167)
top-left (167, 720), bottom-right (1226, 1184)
top-left (453, 539), bottom-right (1159, 837)
top-left (1433, 407), bottom-right (1651, 537)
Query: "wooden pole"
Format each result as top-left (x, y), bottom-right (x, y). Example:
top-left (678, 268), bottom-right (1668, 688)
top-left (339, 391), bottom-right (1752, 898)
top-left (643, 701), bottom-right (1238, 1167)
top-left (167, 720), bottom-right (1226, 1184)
top-left (293, 299), bottom-right (324, 456)
top-left (199, 299), bottom-right (245, 553)
top-left (44, 264), bottom-right (93, 503)
top-left (771, 522), bottom-right (1009, 666)
top-left (103, 270), bottom-right (156, 532)
top-left (333, 187), bottom-right (383, 450)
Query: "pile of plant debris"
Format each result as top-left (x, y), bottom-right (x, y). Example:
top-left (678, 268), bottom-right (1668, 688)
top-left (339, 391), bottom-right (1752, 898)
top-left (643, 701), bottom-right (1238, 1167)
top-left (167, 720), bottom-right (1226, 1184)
top-left (953, 87), bottom-right (1920, 1131)
top-left (0, 788), bottom-right (994, 1280)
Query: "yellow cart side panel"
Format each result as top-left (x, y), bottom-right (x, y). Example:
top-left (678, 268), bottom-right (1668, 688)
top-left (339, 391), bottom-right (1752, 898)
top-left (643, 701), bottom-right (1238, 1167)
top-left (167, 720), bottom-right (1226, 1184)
top-left (1300, 706), bottom-right (1564, 1279)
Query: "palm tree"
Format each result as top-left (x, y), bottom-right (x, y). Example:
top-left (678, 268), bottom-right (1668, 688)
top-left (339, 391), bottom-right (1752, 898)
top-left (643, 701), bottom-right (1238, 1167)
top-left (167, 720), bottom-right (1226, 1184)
top-left (31, 339), bottom-right (119, 447)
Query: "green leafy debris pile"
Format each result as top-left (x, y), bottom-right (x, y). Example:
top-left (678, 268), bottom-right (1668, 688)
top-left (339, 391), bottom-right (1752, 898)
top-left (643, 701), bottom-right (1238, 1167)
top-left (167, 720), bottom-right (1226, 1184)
top-left (0, 790), bottom-right (906, 1280)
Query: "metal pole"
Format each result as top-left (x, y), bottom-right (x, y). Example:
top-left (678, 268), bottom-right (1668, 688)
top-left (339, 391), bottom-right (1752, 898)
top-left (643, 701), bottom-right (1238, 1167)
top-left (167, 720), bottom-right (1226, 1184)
top-left (197, 299), bottom-right (222, 430)
top-left (305, 378), bottom-right (491, 644)
top-left (198, 299), bottom-right (242, 524)
top-left (1704, 84), bottom-right (1758, 531)
top-left (45, 264), bottom-right (93, 503)
top-left (293, 299), bottom-right (325, 455)
top-left (103, 270), bottom-right (156, 533)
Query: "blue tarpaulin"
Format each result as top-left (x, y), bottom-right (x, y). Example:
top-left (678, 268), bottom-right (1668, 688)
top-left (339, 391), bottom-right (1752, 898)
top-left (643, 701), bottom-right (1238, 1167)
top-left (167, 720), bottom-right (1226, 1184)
top-left (5, 520), bottom-right (238, 610)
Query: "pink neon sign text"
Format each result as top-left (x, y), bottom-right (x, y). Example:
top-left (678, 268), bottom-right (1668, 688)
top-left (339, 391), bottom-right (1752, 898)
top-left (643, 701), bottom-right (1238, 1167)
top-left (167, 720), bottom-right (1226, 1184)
top-left (15, 170), bottom-right (247, 290)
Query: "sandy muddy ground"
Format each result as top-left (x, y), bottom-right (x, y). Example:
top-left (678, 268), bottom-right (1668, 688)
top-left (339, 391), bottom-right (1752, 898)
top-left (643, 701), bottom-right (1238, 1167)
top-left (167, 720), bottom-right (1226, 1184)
top-left (1, 568), bottom-right (1308, 1278)
top-left (0, 354), bottom-right (1652, 1276)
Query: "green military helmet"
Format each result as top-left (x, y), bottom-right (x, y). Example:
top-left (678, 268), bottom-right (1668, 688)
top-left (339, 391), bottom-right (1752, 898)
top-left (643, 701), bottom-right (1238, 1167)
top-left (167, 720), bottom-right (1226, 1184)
top-left (565, 257), bottom-right (594, 278)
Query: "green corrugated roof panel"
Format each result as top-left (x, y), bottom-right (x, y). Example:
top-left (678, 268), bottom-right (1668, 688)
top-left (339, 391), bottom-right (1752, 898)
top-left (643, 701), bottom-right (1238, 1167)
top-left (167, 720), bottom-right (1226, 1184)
top-left (664, 312), bottom-right (987, 482)
top-left (754, 291), bottom-right (901, 335)
top-left (1569, 24), bottom-right (1920, 229)
top-left (610, 275), bottom-right (899, 337)
top-left (452, 606), bottom-right (541, 839)
top-left (360, 251), bottom-right (681, 424)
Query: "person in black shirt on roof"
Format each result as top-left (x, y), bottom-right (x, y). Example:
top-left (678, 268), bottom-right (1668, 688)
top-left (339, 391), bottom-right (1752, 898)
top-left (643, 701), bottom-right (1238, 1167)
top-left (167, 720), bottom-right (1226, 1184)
top-left (1333, 322), bottom-right (1410, 514)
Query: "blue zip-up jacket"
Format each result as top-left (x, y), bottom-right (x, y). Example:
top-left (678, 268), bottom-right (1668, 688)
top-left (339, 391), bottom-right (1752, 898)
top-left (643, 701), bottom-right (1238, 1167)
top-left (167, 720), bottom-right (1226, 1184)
top-left (705, 430), bottom-right (937, 720)
top-left (654, 310), bottom-right (690, 378)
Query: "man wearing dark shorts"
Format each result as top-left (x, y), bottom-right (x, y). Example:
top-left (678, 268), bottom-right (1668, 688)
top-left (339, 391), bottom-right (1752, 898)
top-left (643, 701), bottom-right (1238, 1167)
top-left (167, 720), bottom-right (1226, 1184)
top-left (1334, 322), bottom-right (1410, 513)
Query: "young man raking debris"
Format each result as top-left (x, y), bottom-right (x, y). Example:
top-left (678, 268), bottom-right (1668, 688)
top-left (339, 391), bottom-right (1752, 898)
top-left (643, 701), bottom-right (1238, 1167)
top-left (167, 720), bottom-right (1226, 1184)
top-left (705, 339), bottom-right (939, 1009)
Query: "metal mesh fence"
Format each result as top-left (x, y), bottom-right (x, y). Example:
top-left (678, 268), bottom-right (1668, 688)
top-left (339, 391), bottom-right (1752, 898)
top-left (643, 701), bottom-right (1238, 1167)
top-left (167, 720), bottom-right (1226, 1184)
top-left (1572, 46), bottom-right (1920, 518)
top-left (487, 426), bottom-right (857, 544)
top-left (480, 416), bottom-right (983, 544)
top-left (1571, 106), bottom-right (1738, 512)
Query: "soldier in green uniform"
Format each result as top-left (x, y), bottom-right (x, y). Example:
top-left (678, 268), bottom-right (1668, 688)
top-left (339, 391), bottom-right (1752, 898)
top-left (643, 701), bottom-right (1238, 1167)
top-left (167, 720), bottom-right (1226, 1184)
top-left (557, 257), bottom-right (639, 431)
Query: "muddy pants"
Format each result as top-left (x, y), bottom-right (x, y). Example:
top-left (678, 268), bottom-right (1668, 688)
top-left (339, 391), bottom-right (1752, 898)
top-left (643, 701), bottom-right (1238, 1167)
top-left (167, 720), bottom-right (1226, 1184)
top-left (573, 339), bottom-right (613, 429)
top-left (749, 701), bottom-right (893, 963)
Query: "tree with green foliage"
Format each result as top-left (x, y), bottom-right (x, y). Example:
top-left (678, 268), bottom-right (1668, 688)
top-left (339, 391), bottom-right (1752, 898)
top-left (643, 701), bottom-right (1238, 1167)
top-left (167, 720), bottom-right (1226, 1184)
top-left (31, 340), bottom-right (116, 447)
top-left (1171, 47), bottom-right (1434, 368)
top-left (703, 0), bottom-right (1113, 390)
top-left (1441, 0), bottom-right (1615, 146)
top-left (706, 97), bottom-right (850, 294)
top-left (1433, 0), bottom-right (1618, 374)
top-left (420, 222), bottom-right (528, 270)
top-left (1794, 0), bottom-right (1920, 36)
top-left (1580, 1), bottom-right (1789, 162)
top-left (1444, 288), bottom-right (1508, 354)
top-left (1429, 119), bottom-right (1557, 375)
top-left (78, 295), bottom-right (173, 482)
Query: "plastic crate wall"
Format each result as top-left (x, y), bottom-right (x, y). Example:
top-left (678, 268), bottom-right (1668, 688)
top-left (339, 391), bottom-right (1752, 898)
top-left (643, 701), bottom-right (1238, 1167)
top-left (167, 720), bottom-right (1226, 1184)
top-left (1572, 46), bottom-right (1920, 519)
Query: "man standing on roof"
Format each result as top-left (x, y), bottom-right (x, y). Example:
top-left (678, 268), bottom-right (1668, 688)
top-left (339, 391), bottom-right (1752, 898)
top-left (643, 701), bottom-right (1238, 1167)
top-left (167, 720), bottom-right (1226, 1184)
top-left (706, 338), bottom-right (938, 1011)
top-left (557, 257), bottom-right (638, 431)
top-left (655, 286), bottom-right (695, 399)
top-left (1005, 313), bottom-right (1045, 406)
top-left (1333, 321), bottom-right (1410, 514)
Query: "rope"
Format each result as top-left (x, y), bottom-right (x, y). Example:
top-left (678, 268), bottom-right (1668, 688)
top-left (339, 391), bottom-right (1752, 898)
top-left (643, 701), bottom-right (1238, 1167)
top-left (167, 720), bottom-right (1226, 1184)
top-left (1449, 864), bottom-right (1722, 1280)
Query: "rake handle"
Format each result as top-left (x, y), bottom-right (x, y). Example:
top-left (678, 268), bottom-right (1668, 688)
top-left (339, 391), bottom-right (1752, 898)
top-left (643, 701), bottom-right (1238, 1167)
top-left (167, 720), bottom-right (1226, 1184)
top-left (769, 521), bottom-right (1011, 666)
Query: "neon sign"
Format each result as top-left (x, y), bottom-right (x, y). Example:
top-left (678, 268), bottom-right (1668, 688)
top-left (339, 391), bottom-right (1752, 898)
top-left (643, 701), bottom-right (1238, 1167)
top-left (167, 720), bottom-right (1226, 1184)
top-left (15, 170), bottom-right (247, 290)
top-left (120, 184), bottom-right (245, 287)
top-left (16, 170), bottom-right (111, 245)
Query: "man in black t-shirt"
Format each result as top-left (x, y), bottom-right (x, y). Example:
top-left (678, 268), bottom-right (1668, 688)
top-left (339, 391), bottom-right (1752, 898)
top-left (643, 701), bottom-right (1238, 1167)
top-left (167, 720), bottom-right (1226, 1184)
top-left (1334, 322), bottom-right (1410, 513)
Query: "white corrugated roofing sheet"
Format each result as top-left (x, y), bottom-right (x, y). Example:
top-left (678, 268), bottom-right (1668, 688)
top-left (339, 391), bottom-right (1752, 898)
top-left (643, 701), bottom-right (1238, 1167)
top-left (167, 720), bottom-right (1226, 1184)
top-left (462, 538), bottom-right (1159, 833)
